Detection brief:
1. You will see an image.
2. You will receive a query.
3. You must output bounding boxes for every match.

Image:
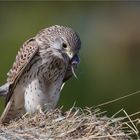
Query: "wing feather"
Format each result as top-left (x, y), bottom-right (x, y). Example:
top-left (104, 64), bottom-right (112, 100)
top-left (1, 38), bottom-right (39, 123)
top-left (7, 38), bottom-right (38, 83)
top-left (5, 38), bottom-right (39, 104)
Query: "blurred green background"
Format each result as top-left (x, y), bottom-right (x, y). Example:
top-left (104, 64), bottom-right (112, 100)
top-left (0, 1), bottom-right (140, 120)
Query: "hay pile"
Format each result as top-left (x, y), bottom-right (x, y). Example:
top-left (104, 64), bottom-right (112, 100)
top-left (0, 107), bottom-right (139, 140)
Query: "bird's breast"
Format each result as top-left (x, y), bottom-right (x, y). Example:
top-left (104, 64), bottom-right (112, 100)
top-left (23, 57), bottom-right (67, 113)
top-left (24, 70), bottom-right (65, 113)
top-left (13, 52), bottom-right (68, 114)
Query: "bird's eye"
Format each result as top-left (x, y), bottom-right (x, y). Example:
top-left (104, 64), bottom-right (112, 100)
top-left (62, 43), bottom-right (67, 49)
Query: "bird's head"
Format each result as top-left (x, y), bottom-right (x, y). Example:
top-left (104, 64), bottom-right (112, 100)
top-left (36, 25), bottom-right (81, 78)
top-left (37, 25), bottom-right (81, 60)
top-left (50, 25), bottom-right (81, 61)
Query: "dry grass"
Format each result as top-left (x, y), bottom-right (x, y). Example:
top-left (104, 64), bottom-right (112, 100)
top-left (0, 107), bottom-right (139, 140)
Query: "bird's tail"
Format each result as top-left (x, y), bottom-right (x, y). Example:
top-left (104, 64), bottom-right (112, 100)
top-left (0, 83), bottom-right (9, 96)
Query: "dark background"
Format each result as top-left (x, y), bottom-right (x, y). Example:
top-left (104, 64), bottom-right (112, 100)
top-left (0, 2), bottom-right (140, 123)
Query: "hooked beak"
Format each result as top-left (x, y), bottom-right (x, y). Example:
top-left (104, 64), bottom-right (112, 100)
top-left (67, 51), bottom-right (74, 60)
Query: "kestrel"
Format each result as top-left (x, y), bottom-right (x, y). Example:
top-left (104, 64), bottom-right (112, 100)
top-left (0, 25), bottom-right (81, 123)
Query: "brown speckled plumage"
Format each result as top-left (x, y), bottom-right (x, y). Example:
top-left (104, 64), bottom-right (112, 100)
top-left (7, 38), bottom-right (38, 82)
top-left (0, 25), bottom-right (81, 123)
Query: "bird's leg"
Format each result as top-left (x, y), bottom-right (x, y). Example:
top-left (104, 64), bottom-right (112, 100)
top-left (0, 83), bottom-right (10, 96)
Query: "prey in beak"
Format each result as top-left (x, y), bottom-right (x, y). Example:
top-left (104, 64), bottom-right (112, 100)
top-left (71, 60), bottom-right (78, 79)
top-left (70, 54), bottom-right (80, 79)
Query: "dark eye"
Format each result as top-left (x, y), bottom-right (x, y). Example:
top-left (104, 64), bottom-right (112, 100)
top-left (62, 43), bottom-right (67, 48)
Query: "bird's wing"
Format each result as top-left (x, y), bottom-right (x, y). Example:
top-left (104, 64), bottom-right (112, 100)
top-left (1, 38), bottom-right (39, 123)
top-left (7, 38), bottom-right (38, 83)
top-left (6, 38), bottom-right (39, 104)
